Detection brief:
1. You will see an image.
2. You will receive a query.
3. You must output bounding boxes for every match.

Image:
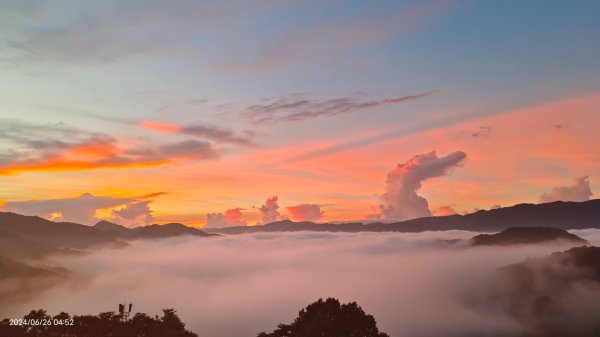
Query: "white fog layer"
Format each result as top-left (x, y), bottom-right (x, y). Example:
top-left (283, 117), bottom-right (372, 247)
top-left (4, 230), bottom-right (600, 337)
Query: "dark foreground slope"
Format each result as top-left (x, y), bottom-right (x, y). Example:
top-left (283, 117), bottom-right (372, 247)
top-left (0, 256), bottom-right (68, 307)
top-left (0, 308), bottom-right (197, 337)
top-left (0, 213), bottom-right (216, 315)
top-left (205, 199), bottom-right (600, 234)
top-left (0, 212), bottom-right (122, 256)
top-left (466, 246), bottom-right (600, 337)
top-left (0, 212), bottom-right (215, 259)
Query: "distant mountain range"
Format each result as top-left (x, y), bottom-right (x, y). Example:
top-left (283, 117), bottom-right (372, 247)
top-left (0, 213), bottom-right (216, 305)
top-left (1, 199), bottom-right (598, 260)
top-left (1, 199), bottom-right (596, 334)
top-left (470, 226), bottom-right (588, 246)
top-left (205, 199), bottom-right (600, 235)
top-left (0, 213), bottom-right (215, 260)
top-left (93, 220), bottom-right (216, 240)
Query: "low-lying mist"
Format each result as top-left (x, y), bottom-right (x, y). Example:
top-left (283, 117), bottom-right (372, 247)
top-left (4, 230), bottom-right (600, 337)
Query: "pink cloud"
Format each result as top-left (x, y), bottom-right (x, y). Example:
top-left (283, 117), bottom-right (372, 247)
top-left (539, 176), bottom-right (593, 203)
top-left (139, 120), bottom-right (182, 133)
top-left (260, 196), bottom-right (280, 224)
top-left (434, 206), bottom-right (457, 216)
top-left (287, 204), bottom-right (324, 221)
top-left (206, 208), bottom-right (247, 227)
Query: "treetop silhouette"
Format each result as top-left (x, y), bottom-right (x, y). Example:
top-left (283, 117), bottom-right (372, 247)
top-left (257, 298), bottom-right (389, 337)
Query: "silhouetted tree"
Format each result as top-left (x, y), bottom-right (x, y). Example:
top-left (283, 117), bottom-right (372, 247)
top-left (0, 308), bottom-right (198, 337)
top-left (257, 298), bottom-right (389, 337)
top-left (23, 309), bottom-right (50, 337)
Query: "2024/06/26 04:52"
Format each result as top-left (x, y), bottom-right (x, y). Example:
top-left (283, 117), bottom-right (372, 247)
top-left (9, 319), bottom-right (74, 326)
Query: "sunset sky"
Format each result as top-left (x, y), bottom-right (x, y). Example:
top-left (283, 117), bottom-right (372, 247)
top-left (1, 1), bottom-right (599, 227)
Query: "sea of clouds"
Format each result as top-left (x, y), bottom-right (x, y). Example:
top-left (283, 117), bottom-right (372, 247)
top-left (4, 229), bottom-right (600, 337)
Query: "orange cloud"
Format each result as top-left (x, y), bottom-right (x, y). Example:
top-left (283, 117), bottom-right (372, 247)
top-left (137, 192), bottom-right (169, 199)
top-left (206, 208), bottom-right (247, 227)
top-left (0, 128), bottom-right (219, 176)
top-left (0, 139), bottom-right (171, 175)
top-left (3, 192), bottom-right (165, 226)
top-left (225, 208), bottom-right (245, 223)
top-left (139, 120), bottom-right (182, 133)
top-left (0, 157), bottom-right (169, 176)
top-left (433, 206), bottom-right (457, 216)
top-left (287, 204), bottom-right (324, 221)
top-left (68, 141), bottom-right (121, 158)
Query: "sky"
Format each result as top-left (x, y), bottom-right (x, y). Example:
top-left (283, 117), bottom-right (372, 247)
top-left (0, 0), bottom-right (599, 227)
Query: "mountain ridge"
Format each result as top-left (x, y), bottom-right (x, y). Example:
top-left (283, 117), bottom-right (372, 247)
top-left (0, 212), bottom-right (216, 260)
top-left (470, 226), bottom-right (589, 246)
top-left (93, 220), bottom-right (217, 239)
top-left (204, 199), bottom-right (600, 234)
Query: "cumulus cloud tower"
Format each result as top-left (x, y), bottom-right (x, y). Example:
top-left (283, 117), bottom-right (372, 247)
top-left (260, 196), bottom-right (280, 224)
top-left (380, 150), bottom-right (467, 221)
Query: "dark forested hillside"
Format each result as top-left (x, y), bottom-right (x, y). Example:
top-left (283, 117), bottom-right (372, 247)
top-left (0, 308), bottom-right (197, 337)
top-left (470, 227), bottom-right (589, 246)
top-left (467, 246), bottom-right (600, 337)
top-left (0, 212), bottom-right (215, 260)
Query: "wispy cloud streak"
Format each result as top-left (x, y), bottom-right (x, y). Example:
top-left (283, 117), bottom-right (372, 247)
top-left (0, 119), bottom-right (219, 175)
top-left (245, 91), bottom-right (436, 123)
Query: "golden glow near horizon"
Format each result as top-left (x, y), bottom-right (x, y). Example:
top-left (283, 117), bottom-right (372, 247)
top-left (1, 1), bottom-right (599, 227)
top-left (2, 93), bottom-right (599, 227)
